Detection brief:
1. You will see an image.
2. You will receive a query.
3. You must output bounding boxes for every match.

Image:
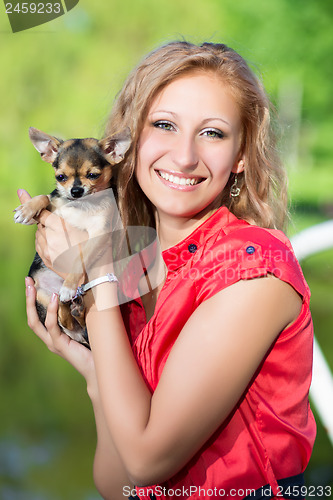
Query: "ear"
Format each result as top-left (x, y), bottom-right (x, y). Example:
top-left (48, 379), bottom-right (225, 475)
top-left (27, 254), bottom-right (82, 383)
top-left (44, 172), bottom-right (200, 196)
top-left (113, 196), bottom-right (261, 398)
top-left (99, 128), bottom-right (131, 165)
top-left (29, 127), bottom-right (63, 164)
top-left (232, 157), bottom-right (245, 174)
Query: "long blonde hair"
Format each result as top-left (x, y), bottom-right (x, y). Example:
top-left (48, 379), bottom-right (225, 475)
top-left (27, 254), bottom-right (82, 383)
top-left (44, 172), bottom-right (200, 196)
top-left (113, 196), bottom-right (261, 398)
top-left (105, 41), bottom-right (288, 231)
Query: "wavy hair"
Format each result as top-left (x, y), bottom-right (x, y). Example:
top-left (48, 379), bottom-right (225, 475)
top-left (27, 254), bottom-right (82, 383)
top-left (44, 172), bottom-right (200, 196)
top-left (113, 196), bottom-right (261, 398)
top-left (105, 41), bottom-right (288, 231)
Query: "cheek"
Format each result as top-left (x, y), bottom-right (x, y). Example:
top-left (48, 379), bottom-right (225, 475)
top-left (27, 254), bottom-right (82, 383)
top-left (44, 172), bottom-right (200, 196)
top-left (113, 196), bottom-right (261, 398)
top-left (135, 158), bottom-right (149, 193)
top-left (202, 153), bottom-right (231, 179)
top-left (135, 139), bottom-right (156, 184)
top-left (202, 144), bottom-right (239, 178)
top-left (137, 128), bottom-right (170, 168)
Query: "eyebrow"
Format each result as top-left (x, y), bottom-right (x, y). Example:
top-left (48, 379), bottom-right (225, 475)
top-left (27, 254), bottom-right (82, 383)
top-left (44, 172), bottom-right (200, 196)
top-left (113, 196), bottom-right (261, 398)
top-left (201, 117), bottom-right (231, 127)
top-left (149, 110), bottom-right (177, 118)
top-left (150, 110), bottom-right (231, 127)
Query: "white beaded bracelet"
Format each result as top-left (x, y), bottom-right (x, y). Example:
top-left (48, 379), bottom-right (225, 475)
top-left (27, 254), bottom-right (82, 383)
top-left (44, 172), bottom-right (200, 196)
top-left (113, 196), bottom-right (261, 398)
top-left (73, 273), bottom-right (118, 300)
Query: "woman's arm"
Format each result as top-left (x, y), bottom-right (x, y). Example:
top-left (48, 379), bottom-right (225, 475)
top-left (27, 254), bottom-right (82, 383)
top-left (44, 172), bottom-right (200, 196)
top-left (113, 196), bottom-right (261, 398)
top-left (86, 275), bottom-right (302, 488)
top-left (25, 279), bottom-right (134, 499)
top-left (88, 380), bottom-right (135, 500)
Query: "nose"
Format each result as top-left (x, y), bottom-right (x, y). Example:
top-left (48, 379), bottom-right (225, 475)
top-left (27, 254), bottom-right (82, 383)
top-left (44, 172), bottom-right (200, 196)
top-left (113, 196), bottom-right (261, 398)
top-left (71, 186), bottom-right (85, 198)
top-left (171, 134), bottom-right (199, 170)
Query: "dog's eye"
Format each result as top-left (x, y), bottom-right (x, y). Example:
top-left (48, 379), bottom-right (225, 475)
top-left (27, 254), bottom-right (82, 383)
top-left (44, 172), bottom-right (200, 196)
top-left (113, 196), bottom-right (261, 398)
top-left (56, 174), bottom-right (68, 182)
top-left (87, 173), bottom-right (101, 180)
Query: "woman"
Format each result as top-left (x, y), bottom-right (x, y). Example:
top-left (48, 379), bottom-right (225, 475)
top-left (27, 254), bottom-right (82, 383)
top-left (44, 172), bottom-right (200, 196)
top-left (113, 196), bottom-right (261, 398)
top-left (22, 41), bottom-right (316, 499)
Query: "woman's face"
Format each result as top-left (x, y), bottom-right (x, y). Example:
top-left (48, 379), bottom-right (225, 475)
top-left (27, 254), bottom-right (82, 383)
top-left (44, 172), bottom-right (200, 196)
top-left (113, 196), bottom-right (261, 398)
top-left (135, 71), bottom-right (244, 222)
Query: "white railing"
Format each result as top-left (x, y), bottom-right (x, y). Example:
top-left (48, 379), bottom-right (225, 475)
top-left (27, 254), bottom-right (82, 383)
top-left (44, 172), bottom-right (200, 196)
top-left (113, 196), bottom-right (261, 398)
top-left (291, 220), bottom-right (333, 446)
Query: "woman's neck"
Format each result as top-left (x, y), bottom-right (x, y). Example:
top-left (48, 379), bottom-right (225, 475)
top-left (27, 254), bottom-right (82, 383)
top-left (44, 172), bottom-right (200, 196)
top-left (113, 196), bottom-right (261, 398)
top-left (156, 206), bottom-right (218, 251)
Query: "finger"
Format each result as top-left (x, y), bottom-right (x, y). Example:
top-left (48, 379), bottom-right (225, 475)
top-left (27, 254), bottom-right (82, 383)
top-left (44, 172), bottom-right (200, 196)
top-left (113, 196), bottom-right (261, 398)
top-left (36, 224), bottom-right (47, 246)
top-left (37, 209), bottom-right (61, 228)
top-left (44, 295), bottom-right (72, 353)
top-left (17, 189), bottom-right (32, 204)
top-left (35, 231), bottom-right (69, 279)
top-left (35, 239), bottom-right (51, 268)
top-left (25, 277), bottom-right (50, 345)
top-left (44, 296), bottom-right (94, 376)
top-left (26, 279), bottom-right (92, 374)
top-left (36, 225), bottom-right (63, 272)
top-left (35, 227), bottom-right (49, 258)
top-left (44, 293), bottom-right (62, 339)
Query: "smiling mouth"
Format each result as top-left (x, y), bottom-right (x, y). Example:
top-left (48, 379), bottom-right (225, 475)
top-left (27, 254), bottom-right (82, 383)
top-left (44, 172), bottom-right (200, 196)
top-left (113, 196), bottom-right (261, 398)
top-left (157, 170), bottom-right (205, 186)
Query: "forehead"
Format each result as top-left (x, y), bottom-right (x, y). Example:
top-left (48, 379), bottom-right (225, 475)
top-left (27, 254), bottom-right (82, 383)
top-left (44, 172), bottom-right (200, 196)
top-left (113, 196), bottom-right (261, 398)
top-left (56, 138), bottom-right (106, 169)
top-left (149, 72), bottom-right (241, 128)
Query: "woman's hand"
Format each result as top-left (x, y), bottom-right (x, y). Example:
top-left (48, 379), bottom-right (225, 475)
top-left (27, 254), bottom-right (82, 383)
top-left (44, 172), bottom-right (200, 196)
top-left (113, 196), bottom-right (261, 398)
top-left (18, 189), bottom-right (89, 280)
top-left (25, 276), bottom-right (96, 383)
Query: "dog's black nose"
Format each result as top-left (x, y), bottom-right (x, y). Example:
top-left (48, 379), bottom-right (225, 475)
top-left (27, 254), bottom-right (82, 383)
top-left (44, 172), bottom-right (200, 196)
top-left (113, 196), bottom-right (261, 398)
top-left (71, 186), bottom-right (85, 198)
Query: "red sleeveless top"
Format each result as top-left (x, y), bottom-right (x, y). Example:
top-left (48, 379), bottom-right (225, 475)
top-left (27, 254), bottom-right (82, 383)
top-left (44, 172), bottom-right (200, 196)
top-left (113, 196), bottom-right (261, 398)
top-left (120, 207), bottom-right (316, 499)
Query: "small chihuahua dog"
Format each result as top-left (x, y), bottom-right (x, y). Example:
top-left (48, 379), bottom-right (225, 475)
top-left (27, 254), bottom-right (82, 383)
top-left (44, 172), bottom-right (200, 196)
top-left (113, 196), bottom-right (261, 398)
top-left (14, 127), bottom-right (131, 347)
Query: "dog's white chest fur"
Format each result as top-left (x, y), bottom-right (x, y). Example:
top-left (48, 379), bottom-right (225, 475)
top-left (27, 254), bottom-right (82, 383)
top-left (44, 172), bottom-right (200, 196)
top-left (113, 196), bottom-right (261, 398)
top-left (52, 195), bottom-right (114, 236)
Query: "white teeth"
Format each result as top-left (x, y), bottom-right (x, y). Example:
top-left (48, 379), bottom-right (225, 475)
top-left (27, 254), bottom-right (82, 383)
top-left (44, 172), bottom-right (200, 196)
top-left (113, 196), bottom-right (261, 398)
top-left (158, 171), bottom-right (200, 186)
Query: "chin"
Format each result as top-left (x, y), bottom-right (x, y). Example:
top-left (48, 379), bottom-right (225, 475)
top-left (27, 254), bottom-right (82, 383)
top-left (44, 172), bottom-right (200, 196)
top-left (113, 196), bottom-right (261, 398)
top-left (157, 201), bottom-right (217, 220)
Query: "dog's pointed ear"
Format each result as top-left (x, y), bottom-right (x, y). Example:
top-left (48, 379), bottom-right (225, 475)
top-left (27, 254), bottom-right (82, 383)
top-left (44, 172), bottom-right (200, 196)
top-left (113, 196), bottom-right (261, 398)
top-left (99, 128), bottom-right (131, 164)
top-left (29, 127), bottom-right (63, 164)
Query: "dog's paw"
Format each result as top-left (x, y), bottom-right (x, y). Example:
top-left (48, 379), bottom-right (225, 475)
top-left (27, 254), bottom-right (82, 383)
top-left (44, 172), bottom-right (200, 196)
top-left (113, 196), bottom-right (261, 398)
top-left (70, 296), bottom-right (85, 318)
top-left (13, 204), bottom-right (37, 225)
top-left (59, 285), bottom-right (76, 303)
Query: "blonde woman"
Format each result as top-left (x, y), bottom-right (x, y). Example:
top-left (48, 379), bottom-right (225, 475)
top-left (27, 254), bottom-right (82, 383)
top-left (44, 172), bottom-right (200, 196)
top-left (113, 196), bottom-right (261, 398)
top-left (21, 41), bottom-right (316, 499)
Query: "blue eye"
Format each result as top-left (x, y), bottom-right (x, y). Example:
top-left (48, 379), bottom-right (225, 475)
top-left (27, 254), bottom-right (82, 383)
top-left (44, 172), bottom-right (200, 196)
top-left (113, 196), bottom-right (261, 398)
top-left (202, 128), bottom-right (224, 139)
top-left (153, 121), bottom-right (175, 131)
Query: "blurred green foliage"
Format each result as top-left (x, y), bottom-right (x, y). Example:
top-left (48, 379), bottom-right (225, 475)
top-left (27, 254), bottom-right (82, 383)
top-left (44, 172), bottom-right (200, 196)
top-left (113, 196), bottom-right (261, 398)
top-left (0, 0), bottom-right (332, 498)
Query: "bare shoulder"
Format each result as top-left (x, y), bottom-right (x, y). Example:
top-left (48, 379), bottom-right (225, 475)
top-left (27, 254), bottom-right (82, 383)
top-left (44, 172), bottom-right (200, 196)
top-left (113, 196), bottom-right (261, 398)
top-left (209, 274), bottom-right (303, 331)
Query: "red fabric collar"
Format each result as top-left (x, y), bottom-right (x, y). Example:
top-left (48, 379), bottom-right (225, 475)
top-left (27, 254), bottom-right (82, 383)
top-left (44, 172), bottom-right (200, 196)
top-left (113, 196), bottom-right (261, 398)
top-left (120, 206), bottom-right (241, 299)
top-left (162, 206), bottom-right (239, 272)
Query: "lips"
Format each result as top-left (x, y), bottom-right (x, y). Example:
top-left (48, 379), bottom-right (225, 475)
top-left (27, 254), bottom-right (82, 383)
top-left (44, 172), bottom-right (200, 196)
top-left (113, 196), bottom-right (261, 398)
top-left (156, 170), bottom-right (205, 188)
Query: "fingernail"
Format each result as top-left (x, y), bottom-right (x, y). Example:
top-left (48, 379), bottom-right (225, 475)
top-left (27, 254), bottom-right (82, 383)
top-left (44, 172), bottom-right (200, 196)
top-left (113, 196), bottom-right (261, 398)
top-left (26, 285), bottom-right (32, 296)
top-left (17, 189), bottom-right (24, 197)
top-left (51, 293), bottom-right (58, 302)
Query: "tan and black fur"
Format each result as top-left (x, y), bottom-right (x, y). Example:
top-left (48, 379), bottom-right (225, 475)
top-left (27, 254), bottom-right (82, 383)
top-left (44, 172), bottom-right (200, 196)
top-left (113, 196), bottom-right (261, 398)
top-left (14, 127), bottom-right (131, 347)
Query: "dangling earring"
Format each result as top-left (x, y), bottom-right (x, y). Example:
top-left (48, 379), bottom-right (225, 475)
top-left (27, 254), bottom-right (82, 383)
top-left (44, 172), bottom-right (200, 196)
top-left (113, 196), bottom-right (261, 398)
top-left (230, 175), bottom-right (240, 198)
